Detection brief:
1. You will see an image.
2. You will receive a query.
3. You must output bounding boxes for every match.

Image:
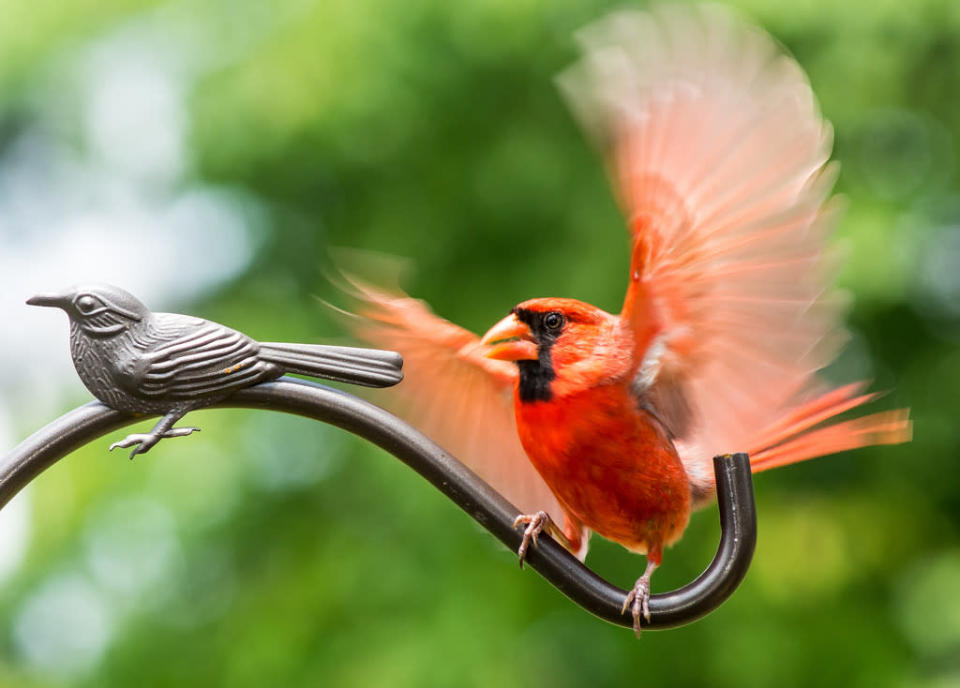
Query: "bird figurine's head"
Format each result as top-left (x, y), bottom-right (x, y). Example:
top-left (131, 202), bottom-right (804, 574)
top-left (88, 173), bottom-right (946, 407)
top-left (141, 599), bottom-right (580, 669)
top-left (27, 284), bottom-right (149, 338)
top-left (481, 297), bottom-right (631, 401)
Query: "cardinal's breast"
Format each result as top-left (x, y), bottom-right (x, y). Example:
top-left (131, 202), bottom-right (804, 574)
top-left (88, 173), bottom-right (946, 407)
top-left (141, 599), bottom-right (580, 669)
top-left (515, 383), bottom-right (692, 555)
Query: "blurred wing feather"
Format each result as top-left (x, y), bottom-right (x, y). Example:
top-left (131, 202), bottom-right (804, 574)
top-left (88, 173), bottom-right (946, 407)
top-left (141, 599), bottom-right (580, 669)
top-left (560, 4), bottom-right (909, 488)
top-left (343, 281), bottom-right (565, 522)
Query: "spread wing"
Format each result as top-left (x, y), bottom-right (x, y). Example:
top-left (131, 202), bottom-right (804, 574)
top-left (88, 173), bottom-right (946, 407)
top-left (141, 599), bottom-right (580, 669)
top-left (341, 279), bottom-right (565, 523)
top-left (560, 4), bottom-right (909, 490)
top-left (118, 314), bottom-right (273, 400)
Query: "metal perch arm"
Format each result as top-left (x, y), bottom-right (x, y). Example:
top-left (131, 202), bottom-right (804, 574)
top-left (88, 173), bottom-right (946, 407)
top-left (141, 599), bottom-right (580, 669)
top-left (0, 376), bottom-right (756, 631)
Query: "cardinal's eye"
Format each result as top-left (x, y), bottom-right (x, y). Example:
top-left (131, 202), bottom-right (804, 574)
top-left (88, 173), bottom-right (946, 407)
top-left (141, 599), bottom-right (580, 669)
top-left (544, 312), bottom-right (564, 330)
top-left (75, 295), bottom-right (100, 315)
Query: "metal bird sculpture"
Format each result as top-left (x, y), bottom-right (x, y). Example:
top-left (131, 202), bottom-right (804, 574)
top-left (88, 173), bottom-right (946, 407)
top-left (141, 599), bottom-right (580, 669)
top-left (28, 284), bottom-right (403, 458)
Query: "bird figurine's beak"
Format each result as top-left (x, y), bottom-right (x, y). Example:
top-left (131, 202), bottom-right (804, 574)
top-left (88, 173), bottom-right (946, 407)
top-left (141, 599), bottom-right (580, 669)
top-left (26, 293), bottom-right (70, 309)
top-left (481, 313), bottom-right (539, 361)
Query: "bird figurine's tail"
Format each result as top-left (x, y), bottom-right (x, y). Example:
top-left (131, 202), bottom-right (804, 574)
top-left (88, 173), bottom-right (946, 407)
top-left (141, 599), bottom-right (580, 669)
top-left (259, 342), bottom-right (403, 388)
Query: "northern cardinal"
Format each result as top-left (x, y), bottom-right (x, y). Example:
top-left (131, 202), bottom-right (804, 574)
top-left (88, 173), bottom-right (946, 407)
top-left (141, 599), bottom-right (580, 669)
top-left (343, 4), bottom-right (911, 634)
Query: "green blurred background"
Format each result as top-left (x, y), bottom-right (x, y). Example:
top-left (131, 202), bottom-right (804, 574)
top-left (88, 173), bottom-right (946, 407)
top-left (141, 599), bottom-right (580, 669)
top-left (0, 0), bottom-right (958, 686)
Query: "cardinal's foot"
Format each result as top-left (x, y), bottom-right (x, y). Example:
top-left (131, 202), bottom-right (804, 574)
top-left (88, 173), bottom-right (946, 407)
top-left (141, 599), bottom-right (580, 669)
top-left (621, 577), bottom-right (652, 636)
top-left (109, 427), bottom-right (200, 459)
top-left (621, 559), bottom-right (660, 637)
top-left (513, 510), bottom-right (558, 569)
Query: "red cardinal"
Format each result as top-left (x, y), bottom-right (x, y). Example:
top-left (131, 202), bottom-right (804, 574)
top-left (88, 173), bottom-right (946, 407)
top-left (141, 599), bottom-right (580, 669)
top-left (344, 4), bottom-right (911, 634)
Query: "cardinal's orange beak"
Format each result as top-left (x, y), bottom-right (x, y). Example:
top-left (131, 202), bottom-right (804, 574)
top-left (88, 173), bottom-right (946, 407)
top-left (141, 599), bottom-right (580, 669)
top-left (481, 313), bottom-right (539, 361)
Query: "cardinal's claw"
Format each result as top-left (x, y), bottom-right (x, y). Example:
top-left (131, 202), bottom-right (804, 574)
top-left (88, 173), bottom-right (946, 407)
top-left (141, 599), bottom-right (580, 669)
top-left (513, 510), bottom-right (553, 569)
top-left (621, 559), bottom-right (659, 637)
top-left (621, 578), bottom-right (652, 636)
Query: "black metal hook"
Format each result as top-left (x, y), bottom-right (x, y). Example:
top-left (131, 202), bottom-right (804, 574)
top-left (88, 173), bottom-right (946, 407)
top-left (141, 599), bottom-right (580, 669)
top-left (0, 377), bottom-right (756, 630)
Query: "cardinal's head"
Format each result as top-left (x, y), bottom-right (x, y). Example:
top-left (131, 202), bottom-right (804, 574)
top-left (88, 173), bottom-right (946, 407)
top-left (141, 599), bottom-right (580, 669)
top-left (481, 298), bottom-right (630, 401)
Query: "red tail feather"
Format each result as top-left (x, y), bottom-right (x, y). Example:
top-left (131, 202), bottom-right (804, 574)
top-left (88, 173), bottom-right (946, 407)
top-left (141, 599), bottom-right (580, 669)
top-left (748, 386), bottom-right (912, 472)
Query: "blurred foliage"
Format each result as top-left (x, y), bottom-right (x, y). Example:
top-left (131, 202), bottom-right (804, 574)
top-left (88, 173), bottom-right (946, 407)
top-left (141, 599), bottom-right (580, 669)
top-left (1, 0), bottom-right (959, 686)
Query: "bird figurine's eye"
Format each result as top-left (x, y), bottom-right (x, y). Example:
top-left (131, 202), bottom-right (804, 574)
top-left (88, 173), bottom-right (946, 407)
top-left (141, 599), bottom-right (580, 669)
top-left (75, 295), bottom-right (101, 315)
top-left (544, 312), bottom-right (564, 330)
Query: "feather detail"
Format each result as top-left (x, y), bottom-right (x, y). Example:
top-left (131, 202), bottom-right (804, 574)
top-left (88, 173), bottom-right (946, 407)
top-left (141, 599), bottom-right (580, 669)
top-left (749, 409), bottom-right (912, 472)
top-left (559, 3), bottom-right (910, 486)
top-left (339, 277), bottom-right (568, 528)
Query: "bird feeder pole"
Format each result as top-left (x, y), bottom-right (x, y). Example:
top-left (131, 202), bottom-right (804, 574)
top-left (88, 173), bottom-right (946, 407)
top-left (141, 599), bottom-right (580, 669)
top-left (0, 376), bottom-right (756, 631)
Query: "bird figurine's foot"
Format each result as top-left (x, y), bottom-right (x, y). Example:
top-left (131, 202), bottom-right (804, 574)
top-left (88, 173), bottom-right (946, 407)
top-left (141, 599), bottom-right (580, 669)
top-left (621, 560), bottom-right (659, 637)
top-left (109, 427), bottom-right (200, 459)
top-left (513, 510), bottom-right (568, 569)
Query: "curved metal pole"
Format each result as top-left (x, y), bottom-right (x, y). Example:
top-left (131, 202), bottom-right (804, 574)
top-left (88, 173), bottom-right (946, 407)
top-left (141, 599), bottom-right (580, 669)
top-left (0, 377), bottom-right (756, 630)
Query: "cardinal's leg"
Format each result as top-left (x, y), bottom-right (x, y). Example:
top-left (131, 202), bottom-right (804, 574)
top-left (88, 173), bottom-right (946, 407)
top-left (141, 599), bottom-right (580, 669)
top-left (622, 546), bottom-right (662, 637)
top-left (513, 509), bottom-right (587, 568)
top-left (109, 408), bottom-right (200, 459)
